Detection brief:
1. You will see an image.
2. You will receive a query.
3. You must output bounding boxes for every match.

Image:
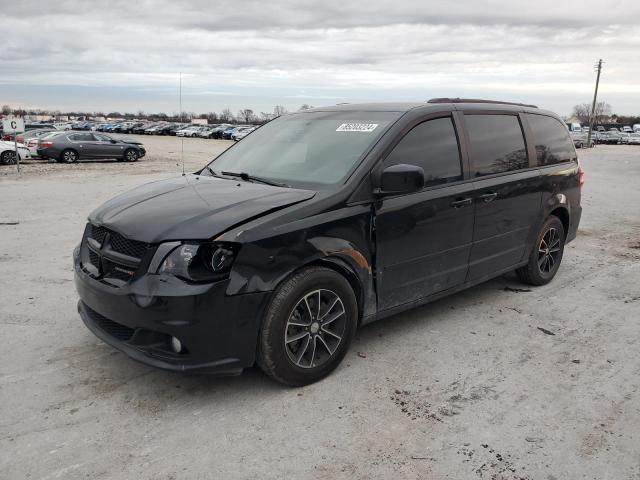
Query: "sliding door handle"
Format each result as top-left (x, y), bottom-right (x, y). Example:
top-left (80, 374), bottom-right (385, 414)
top-left (478, 192), bottom-right (498, 203)
top-left (451, 197), bottom-right (473, 208)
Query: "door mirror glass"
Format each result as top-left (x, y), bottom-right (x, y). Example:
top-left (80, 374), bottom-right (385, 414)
top-left (110, 139), bottom-right (117, 143)
top-left (377, 164), bottom-right (424, 195)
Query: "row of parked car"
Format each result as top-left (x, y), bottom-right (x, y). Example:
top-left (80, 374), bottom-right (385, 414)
top-left (569, 128), bottom-right (640, 148)
top-left (73, 120), bottom-right (258, 141)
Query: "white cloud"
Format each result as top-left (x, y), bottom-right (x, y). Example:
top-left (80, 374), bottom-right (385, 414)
top-left (1, 0), bottom-right (639, 114)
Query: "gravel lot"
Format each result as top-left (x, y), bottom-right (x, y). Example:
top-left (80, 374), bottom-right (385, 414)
top-left (1, 137), bottom-right (639, 479)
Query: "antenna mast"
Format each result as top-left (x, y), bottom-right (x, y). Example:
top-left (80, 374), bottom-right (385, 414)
top-left (179, 72), bottom-right (185, 176)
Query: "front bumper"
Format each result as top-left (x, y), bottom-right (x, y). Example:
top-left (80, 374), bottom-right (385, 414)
top-left (74, 249), bottom-right (270, 374)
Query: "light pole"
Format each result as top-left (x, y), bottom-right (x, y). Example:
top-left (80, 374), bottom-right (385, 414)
top-left (587, 59), bottom-right (603, 148)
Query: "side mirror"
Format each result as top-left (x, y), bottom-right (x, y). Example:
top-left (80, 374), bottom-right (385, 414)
top-left (376, 164), bottom-right (424, 196)
top-left (110, 139), bottom-right (117, 143)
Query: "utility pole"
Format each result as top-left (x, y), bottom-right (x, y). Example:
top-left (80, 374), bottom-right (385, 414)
top-left (587, 59), bottom-right (603, 148)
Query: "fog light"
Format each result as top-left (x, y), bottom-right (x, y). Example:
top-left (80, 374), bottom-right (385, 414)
top-left (170, 336), bottom-right (183, 353)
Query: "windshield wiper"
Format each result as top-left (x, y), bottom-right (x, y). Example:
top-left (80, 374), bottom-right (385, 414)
top-left (220, 171), bottom-right (289, 188)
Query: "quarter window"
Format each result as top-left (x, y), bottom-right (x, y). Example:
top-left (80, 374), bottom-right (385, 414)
top-left (384, 117), bottom-right (462, 187)
top-left (526, 114), bottom-right (575, 166)
top-left (464, 114), bottom-right (528, 176)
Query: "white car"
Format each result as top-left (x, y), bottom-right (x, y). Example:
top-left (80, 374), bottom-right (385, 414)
top-left (176, 126), bottom-right (203, 137)
top-left (627, 133), bottom-right (640, 145)
top-left (0, 140), bottom-right (31, 165)
top-left (232, 126), bottom-right (257, 141)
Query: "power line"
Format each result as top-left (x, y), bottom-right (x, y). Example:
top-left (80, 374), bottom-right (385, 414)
top-left (587, 59), bottom-right (603, 147)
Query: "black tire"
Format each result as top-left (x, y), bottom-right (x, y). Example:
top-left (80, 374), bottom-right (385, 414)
top-left (577, 142), bottom-right (584, 149)
top-left (516, 215), bottom-right (565, 286)
top-left (123, 148), bottom-right (139, 162)
top-left (257, 266), bottom-right (358, 387)
top-left (1, 150), bottom-right (17, 165)
top-left (59, 149), bottom-right (78, 163)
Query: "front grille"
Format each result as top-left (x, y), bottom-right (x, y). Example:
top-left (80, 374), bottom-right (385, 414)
top-left (90, 224), bottom-right (108, 245)
top-left (83, 223), bottom-right (151, 285)
top-left (108, 230), bottom-right (148, 258)
top-left (89, 249), bottom-right (100, 269)
top-left (83, 303), bottom-right (135, 341)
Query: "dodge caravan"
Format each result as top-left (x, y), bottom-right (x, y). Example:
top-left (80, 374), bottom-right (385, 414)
top-left (74, 99), bottom-right (583, 386)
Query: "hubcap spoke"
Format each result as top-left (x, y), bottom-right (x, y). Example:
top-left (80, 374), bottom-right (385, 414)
top-left (295, 336), bottom-right (311, 366)
top-left (322, 308), bottom-right (345, 326)
top-left (286, 331), bottom-right (310, 344)
top-left (308, 336), bottom-right (317, 367)
top-left (317, 335), bottom-right (335, 355)
top-left (321, 325), bottom-right (342, 341)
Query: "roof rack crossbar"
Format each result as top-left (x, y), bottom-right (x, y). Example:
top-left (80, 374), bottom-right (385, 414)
top-left (427, 98), bottom-right (538, 108)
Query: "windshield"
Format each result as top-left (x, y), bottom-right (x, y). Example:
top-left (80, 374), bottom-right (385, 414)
top-left (204, 111), bottom-right (400, 188)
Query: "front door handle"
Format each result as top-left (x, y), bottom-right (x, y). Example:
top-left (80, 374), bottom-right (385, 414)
top-left (451, 197), bottom-right (473, 208)
top-left (478, 192), bottom-right (498, 203)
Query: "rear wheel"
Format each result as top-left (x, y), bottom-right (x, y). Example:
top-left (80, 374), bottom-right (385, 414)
top-left (59, 149), bottom-right (78, 163)
top-left (516, 216), bottom-right (565, 286)
top-left (257, 267), bottom-right (358, 386)
top-left (1, 150), bottom-right (17, 165)
top-left (123, 149), bottom-right (139, 162)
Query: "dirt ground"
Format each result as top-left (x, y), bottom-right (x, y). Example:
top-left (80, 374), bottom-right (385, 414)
top-left (1, 137), bottom-right (639, 480)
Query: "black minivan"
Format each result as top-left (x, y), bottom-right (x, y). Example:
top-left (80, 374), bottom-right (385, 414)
top-left (74, 99), bottom-right (583, 386)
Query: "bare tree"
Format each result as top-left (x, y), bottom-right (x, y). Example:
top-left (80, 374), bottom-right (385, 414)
top-left (572, 101), bottom-right (612, 124)
top-left (298, 104), bottom-right (313, 111)
top-left (238, 109), bottom-right (255, 124)
top-left (1, 105), bottom-right (11, 115)
top-left (273, 105), bottom-right (287, 117)
top-left (219, 108), bottom-right (233, 123)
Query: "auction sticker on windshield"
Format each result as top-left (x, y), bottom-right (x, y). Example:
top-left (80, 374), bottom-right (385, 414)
top-left (336, 123), bottom-right (378, 132)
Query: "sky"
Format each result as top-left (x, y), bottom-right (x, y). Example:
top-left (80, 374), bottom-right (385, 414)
top-left (1, 0), bottom-right (640, 117)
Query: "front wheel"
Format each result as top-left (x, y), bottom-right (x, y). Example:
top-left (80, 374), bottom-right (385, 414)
top-left (257, 267), bottom-right (358, 386)
top-left (123, 149), bottom-right (139, 162)
top-left (516, 215), bottom-right (565, 286)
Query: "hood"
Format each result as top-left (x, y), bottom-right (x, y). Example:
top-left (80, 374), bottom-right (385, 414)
top-left (89, 174), bottom-right (316, 243)
top-left (119, 138), bottom-right (142, 145)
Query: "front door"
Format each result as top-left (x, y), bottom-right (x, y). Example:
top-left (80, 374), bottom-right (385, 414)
top-left (92, 133), bottom-right (124, 159)
top-left (375, 116), bottom-right (475, 311)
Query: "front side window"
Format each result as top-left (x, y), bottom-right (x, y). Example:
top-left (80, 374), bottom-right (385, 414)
top-left (93, 134), bottom-right (111, 142)
top-left (205, 111), bottom-right (399, 188)
top-left (384, 117), bottom-right (462, 187)
top-left (464, 114), bottom-right (528, 176)
top-left (526, 114), bottom-right (575, 166)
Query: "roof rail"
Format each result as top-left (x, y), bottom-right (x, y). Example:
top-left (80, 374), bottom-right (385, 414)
top-left (427, 98), bottom-right (538, 108)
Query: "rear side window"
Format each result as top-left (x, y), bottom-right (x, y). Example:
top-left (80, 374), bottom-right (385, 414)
top-left (384, 117), bottom-right (462, 187)
top-left (526, 114), bottom-right (575, 166)
top-left (69, 133), bottom-right (93, 141)
top-left (464, 114), bottom-right (528, 176)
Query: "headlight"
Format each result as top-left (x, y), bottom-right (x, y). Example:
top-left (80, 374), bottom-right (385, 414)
top-left (158, 242), bottom-right (239, 282)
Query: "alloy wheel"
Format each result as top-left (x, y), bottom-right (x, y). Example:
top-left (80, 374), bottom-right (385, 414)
top-left (538, 227), bottom-right (561, 274)
top-left (63, 150), bottom-right (77, 163)
top-left (284, 289), bottom-right (347, 369)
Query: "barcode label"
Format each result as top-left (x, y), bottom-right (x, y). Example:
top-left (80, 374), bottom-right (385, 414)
top-left (336, 123), bottom-right (379, 132)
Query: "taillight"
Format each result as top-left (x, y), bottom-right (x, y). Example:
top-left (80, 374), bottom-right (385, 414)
top-left (16, 136), bottom-right (23, 143)
top-left (28, 140), bottom-right (38, 147)
top-left (40, 141), bottom-right (53, 148)
top-left (1, 134), bottom-right (9, 141)
top-left (578, 166), bottom-right (584, 191)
